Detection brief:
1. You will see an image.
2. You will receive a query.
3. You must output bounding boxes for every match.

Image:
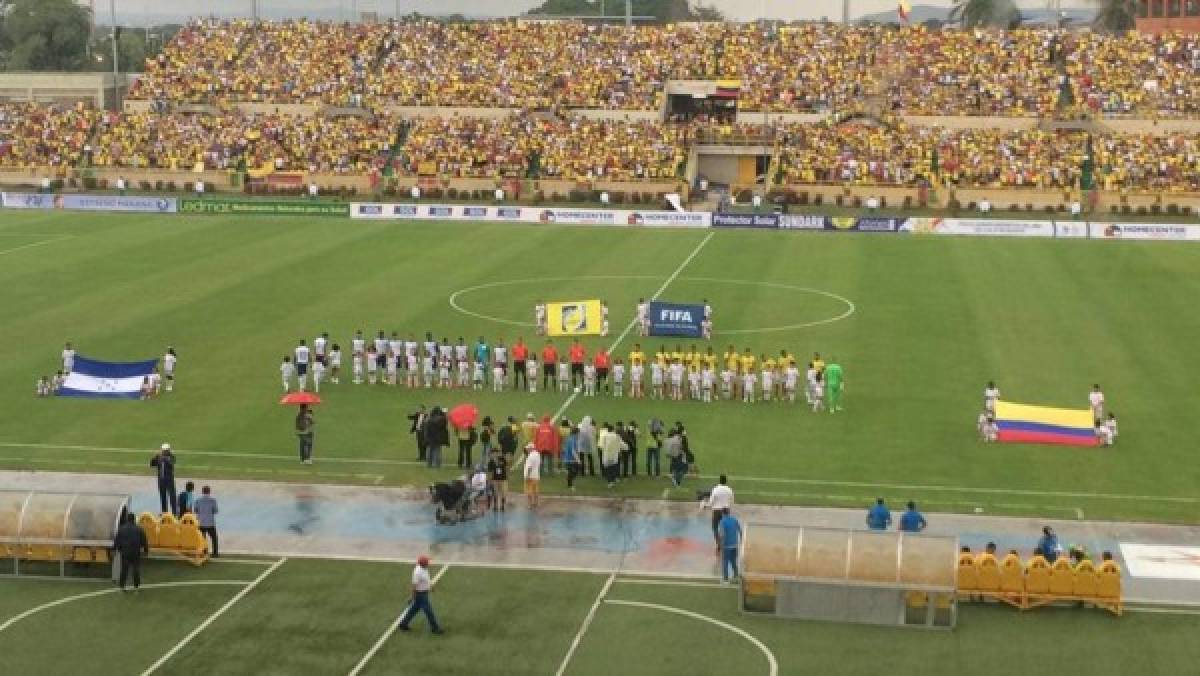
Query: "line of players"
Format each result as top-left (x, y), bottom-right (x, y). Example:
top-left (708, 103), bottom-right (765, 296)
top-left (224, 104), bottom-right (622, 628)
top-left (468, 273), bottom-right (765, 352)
top-left (279, 331), bottom-right (845, 411)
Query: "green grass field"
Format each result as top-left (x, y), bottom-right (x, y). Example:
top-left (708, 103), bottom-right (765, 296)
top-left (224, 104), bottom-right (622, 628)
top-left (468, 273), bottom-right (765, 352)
top-left (2, 211), bottom-right (1200, 521)
top-left (2, 557), bottom-right (1198, 675)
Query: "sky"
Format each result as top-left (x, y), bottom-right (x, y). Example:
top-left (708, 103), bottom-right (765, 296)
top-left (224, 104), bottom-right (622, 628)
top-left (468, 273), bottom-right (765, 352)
top-left (95, 0), bottom-right (1097, 25)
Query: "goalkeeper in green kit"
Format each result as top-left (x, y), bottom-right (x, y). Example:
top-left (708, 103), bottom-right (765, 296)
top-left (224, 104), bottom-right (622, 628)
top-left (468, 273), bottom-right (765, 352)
top-left (825, 359), bottom-right (844, 412)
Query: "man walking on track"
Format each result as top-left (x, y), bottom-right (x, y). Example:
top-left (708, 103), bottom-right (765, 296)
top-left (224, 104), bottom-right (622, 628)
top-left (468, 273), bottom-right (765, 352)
top-left (150, 443), bottom-right (177, 514)
top-left (705, 475), bottom-right (735, 553)
top-left (717, 508), bottom-right (742, 583)
top-left (113, 512), bottom-right (149, 592)
top-left (825, 358), bottom-right (844, 412)
top-left (398, 555), bottom-right (443, 634)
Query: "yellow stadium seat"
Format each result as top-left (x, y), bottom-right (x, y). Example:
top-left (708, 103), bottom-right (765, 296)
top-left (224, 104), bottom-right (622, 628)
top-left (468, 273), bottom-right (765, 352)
top-left (999, 554), bottom-right (1024, 594)
top-left (957, 552), bottom-right (978, 592)
top-left (72, 547), bottom-right (92, 563)
top-left (26, 545), bottom-right (62, 561)
top-left (1097, 562), bottom-right (1122, 600)
top-left (93, 548), bottom-right (110, 564)
top-left (1048, 558), bottom-right (1075, 596)
top-left (156, 513), bottom-right (180, 549)
top-left (178, 520), bottom-right (207, 555)
top-left (138, 512), bottom-right (160, 548)
top-left (743, 576), bottom-right (775, 597)
top-left (1025, 555), bottom-right (1051, 595)
top-left (1073, 560), bottom-right (1098, 598)
top-left (976, 554), bottom-right (1001, 592)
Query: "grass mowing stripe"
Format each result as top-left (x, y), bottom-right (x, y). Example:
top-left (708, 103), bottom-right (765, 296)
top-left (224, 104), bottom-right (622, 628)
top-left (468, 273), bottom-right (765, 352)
top-left (0, 235), bottom-right (74, 256)
top-left (140, 557), bottom-right (287, 675)
top-left (347, 565), bottom-right (451, 676)
top-left (553, 231), bottom-right (714, 421)
top-left (555, 572), bottom-right (616, 676)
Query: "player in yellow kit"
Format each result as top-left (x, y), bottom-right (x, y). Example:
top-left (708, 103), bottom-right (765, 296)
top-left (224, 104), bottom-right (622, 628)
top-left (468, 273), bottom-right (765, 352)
top-left (739, 349), bottom-right (756, 378)
top-left (629, 344), bottom-right (645, 367)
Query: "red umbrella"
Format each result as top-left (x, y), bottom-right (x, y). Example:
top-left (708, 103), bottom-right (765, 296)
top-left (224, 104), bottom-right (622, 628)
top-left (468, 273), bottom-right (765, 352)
top-left (448, 403), bottom-right (479, 428)
top-left (280, 392), bottom-right (322, 405)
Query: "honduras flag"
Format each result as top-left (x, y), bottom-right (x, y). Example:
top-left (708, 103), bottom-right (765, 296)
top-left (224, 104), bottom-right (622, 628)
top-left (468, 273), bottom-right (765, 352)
top-left (57, 355), bottom-right (159, 399)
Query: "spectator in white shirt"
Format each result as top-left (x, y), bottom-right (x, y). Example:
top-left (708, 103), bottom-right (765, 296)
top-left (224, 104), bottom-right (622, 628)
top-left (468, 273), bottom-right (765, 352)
top-left (522, 444), bottom-right (541, 508)
top-left (705, 475), bottom-right (735, 553)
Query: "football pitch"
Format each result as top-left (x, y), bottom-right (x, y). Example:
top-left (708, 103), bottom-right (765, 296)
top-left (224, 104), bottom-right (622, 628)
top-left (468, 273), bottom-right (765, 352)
top-left (2, 211), bottom-right (1200, 522)
top-left (1, 556), bottom-right (1199, 675)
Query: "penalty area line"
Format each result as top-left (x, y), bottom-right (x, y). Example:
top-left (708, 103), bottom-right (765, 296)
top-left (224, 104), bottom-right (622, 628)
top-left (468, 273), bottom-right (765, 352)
top-left (140, 557), bottom-right (287, 675)
top-left (555, 572), bottom-right (616, 676)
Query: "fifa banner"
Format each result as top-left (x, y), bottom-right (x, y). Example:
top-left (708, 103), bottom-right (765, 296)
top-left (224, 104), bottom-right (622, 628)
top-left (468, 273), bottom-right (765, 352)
top-left (546, 300), bottom-right (603, 337)
top-left (1, 192), bottom-right (177, 213)
top-left (647, 301), bottom-right (704, 338)
top-left (350, 203), bottom-right (711, 227)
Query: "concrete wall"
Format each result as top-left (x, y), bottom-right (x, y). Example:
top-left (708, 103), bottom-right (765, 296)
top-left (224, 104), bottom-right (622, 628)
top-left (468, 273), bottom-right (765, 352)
top-left (0, 72), bottom-right (134, 108)
top-left (696, 154), bottom-right (742, 185)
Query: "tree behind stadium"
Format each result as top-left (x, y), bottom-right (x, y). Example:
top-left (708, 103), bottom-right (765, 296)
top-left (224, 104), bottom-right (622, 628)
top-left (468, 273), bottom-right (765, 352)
top-left (949, 0), bottom-right (1022, 28)
top-left (1091, 0), bottom-right (1136, 33)
top-left (2, 0), bottom-right (91, 71)
top-left (526, 0), bottom-right (723, 22)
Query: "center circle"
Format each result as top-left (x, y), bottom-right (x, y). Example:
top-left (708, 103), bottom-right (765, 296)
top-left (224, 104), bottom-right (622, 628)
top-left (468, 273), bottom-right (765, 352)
top-left (447, 276), bottom-right (855, 335)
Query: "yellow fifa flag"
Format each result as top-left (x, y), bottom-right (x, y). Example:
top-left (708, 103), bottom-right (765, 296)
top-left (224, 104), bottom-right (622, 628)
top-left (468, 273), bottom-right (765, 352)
top-left (546, 300), bottom-right (603, 337)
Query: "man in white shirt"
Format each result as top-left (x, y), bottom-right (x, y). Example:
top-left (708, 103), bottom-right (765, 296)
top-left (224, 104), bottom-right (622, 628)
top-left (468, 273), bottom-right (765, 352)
top-left (522, 444), bottom-right (541, 508)
top-left (983, 381), bottom-right (1000, 414)
top-left (397, 555), bottom-right (443, 634)
top-left (61, 341), bottom-right (75, 374)
top-left (705, 475), bottom-right (735, 553)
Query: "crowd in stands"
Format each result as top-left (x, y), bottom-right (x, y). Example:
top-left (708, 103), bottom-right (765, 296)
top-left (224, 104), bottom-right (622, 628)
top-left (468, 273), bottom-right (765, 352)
top-left (396, 113), bottom-right (689, 180)
top-left (127, 19), bottom-right (1200, 118)
top-left (88, 110), bottom-right (396, 173)
top-left (0, 103), bottom-right (100, 169)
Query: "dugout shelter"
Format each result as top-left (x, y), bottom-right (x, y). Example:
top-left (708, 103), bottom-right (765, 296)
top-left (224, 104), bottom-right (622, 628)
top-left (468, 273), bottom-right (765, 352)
top-left (741, 524), bottom-right (958, 629)
top-left (0, 489), bottom-right (130, 577)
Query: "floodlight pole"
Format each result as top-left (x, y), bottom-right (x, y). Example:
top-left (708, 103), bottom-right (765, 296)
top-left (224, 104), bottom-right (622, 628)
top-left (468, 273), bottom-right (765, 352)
top-left (626, 0), bottom-right (632, 27)
top-left (110, 0), bottom-right (120, 108)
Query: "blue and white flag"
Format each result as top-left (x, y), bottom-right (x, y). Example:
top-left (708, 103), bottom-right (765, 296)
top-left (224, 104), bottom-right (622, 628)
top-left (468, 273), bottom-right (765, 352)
top-left (57, 355), bottom-right (159, 399)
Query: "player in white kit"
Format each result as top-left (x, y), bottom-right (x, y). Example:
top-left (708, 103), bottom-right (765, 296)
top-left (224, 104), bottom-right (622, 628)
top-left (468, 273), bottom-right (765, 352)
top-left (526, 357), bottom-right (538, 393)
top-left (557, 360), bottom-right (570, 392)
top-left (62, 342), bottom-right (75, 374)
top-left (457, 356), bottom-right (470, 388)
top-left (805, 363), bottom-right (818, 404)
top-left (810, 372), bottom-right (824, 412)
top-left (534, 302), bottom-right (547, 336)
top-left (612, 359), bottom-right (626, 398)
top-left (630, 361), bottom-right (644, 398)
top-left (583, 363), bottom-right (597, 397)
top-left (701, 366), bottom-right (715, 403)
top-left (1089, 384), bottom-right (1105, 421)
top-left (742, 370), bottom-right (757, 403)
top-left (600, 301), bottom-right (610, 337)
top-left (650, 362), bottom-right (664, 399)
top-left (687, 366), bottom-right (701, 401)
top-left (329, 344), bottom-right (342, 384)
top-left (421, 352), bottom-right (435, 388)
top-left (386, 351), bottom-right (399, 386)
top-left (280, 356), bottom-right (295, 392)
top-left (294, 340), bottom-right (310, 391)
top-left (760, 367), bottom-right (774, 402)
top-left (784, 362), bottom-right (799, 402)
top-left (636, 298), bottom-right (648, 336)
top-left (352, 349), bottom-right (364, 385)
top-left (312, 359), bottom-right (326, 393)
top-left (162, 347), bottom-right (177, 392)
top-left (438, 357), bottom-right (451, 388)
top-left (472, 360), bottom-right (484, 390)
top-left (315, 332), bottom-right (329, 367)
top-left (492, 364), bottom-right (505, 392)
top-left (366, 346), bottom-right (378, 385)
top-left (983, 381), bottom-right (999, 414)
top-left (668, 360), bottom-right (684, 401)
top-left (720, 368), bottom-right (733, 400)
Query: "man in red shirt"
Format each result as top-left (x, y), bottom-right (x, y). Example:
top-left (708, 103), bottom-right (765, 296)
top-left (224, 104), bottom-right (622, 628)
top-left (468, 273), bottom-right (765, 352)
top-left (512, 338), bottom-right (529, 391)
top-left (594, 348), bottom-right (610, 394)
top-left (534, 415), bottom-right (560, 475)
top-left (568, 339), bottom-right (586, 389)
top-left (541, 340), bottom-right (558, 391)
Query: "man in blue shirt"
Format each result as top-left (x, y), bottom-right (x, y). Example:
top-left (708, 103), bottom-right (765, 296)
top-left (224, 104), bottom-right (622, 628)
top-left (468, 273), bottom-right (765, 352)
top-left (899, 501), bottom-right (927, 533)
top-left (717, 509), bottom-right (742, 583)
top-left (866, 498), bottom-right (892, 530)
top-left (1037, 526), bottom-right (1060, 563)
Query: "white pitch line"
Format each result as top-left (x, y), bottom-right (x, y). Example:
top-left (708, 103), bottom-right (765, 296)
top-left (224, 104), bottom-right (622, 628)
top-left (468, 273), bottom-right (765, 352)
top-left (0, 235), bottom-right (74, 256)
top-left (0, 580), bottom-right (250, 634)
top-left (603, 599), bottom-right (778, 676)
top-left (0, 441), bottom-right (421, 467)
top-left (614, 578), bottom-right (727, 589)
top-left (140, 557), bottom-right (287, 675)
top-left (555, 572), bottom-right (616, 676)
top-left (698, 473), bottom-right (1200, 505)
top-left (348, 565), bottom-right (451, 676)
top-left (553, 231), bottom-right (714, 421)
